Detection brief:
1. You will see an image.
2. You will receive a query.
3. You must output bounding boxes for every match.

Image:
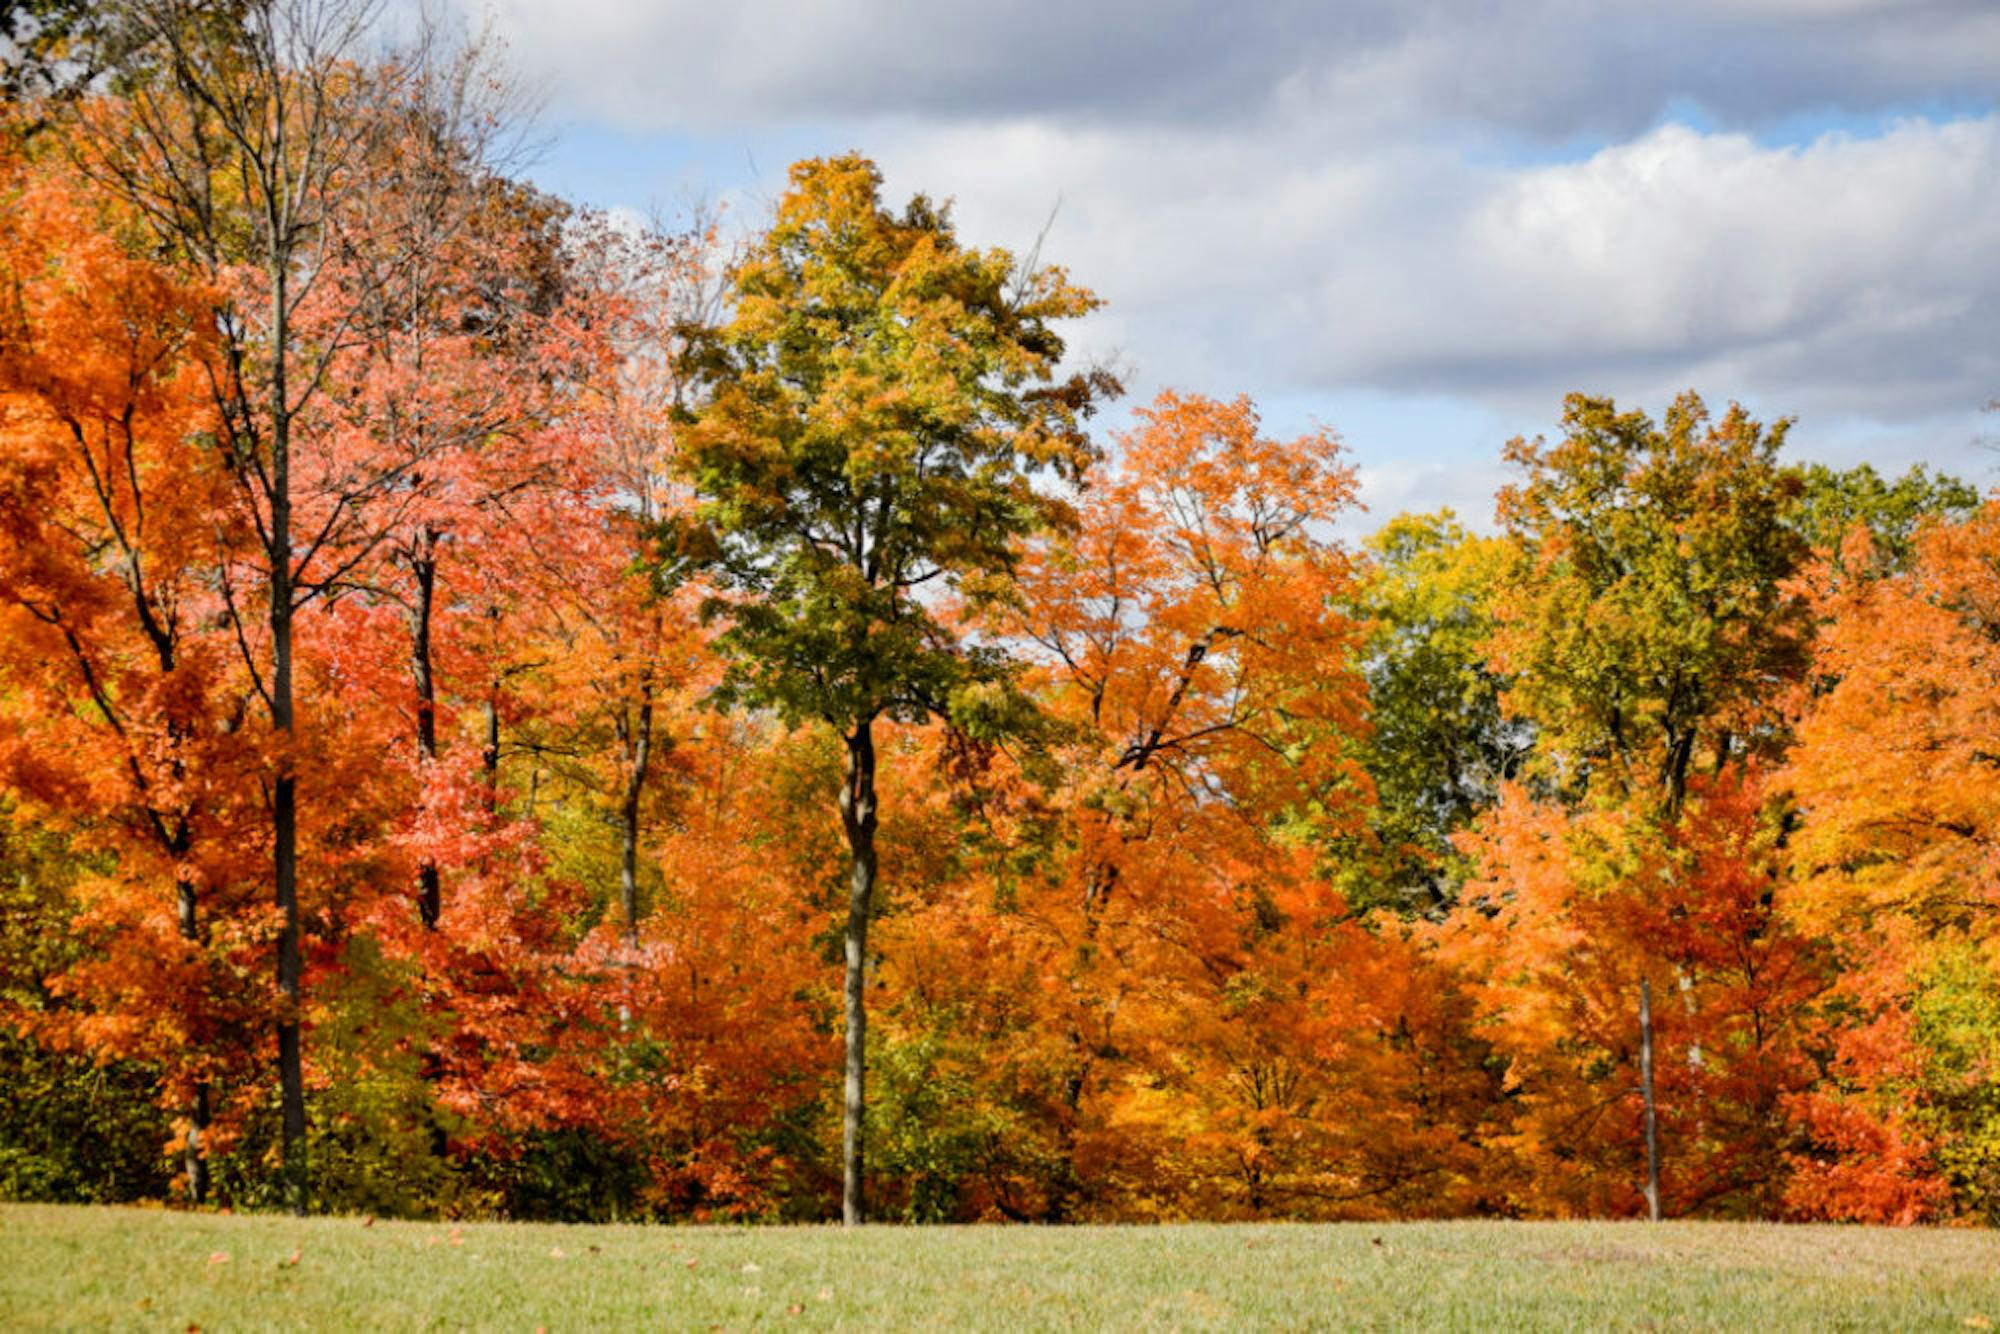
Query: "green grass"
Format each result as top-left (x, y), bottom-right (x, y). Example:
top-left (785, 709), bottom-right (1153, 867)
top-left (3, 1203), bottom-right (1998, 1330)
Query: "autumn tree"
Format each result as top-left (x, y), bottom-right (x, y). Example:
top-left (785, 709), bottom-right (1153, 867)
top-left (68, 0), bottom-right (531, 1211)
top-left (945, 391), bottom-right (1382, 1218)
top-left (1782, 501), bottom-right (2000, 1221)
top-left (1444, 391), bottom-right (1830, 1218)
top-left (323, 53), bottom-right (562, 934)
top-left (1493, 392), bottom-right (1812, 812)
top-left (678, 153), bottom-right (1112, 1224)
top-left (1443, 771), bottom-right (1827, 1216)
top-left (0, 141), bottom-right (266, 1202)
top-left (517, 213), bottom-right (718, 950)
top-left (0, 807), bottom-right (175, 1203)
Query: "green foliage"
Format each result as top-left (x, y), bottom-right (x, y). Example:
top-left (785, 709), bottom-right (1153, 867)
top-left (1790, 461), bottom-right (1980, 579)
top-left (867, 1025), bottom-right (1029, 1223)
top-left (476, 1129), bottom-right (653, 1224)
top-left (1493, 392), bottom-right (1813, 810)
top-left (1911, 945), bottom-right (2000, 1224)
top-left (0, 806), bottom-right (171, 1204)
top-left (1339, 511), bottom-right (1527, 912)
top-left (677, 153), bottom-right (1114, 735)
top-left (301, 938), bottom-right (468, 1219)
top-left (535, 792), bottom-right (660, 937)
top-left (0, 1033), bottom-right (173, 1203)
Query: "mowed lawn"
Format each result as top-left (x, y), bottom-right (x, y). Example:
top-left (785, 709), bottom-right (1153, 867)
top-left (4, 1203), bottom-right (1999, 1330)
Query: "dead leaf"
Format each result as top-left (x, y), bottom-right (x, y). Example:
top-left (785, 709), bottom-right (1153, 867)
top-left (278, 1249), bottom-right (301, 1269)
top-left (685, 1258), bottom-right (699, 1269)
top-left (787, 1303), bottom-right (805, 1317)
top-left (206, 1251), bottom-right (230, 1267)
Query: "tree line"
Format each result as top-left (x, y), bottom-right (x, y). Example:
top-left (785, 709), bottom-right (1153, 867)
top-left (1, 0), bottom-right (1996, 1225)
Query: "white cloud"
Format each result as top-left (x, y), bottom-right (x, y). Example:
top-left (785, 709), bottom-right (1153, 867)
top-left (861, 115), bottom-right (2000, 429)
top-left (457, 0), bottom-right (2000, 508)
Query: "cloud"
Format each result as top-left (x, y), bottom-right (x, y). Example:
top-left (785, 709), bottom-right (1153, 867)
top-left (462, 0), bottom-right (2000, 504)
top-left (862, 114), bottom-right (2000, 430)
top-left (458, 0), bottom-right (1999, 138)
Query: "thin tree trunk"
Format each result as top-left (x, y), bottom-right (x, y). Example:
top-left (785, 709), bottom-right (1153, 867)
top-left (618, 681), bottom-right (654, 950)
top-left (269, 277), bottom-right (307, 1218)
top-left (1640, 977), bottom-right (1661, 1222)
top-left (481, 699), bottom-right (500, 802)
top-left (411, 545), bottom-right (442, 929)
top-left (837, 716), bottom-right (879, 1227)
top-left (176, 879), bottom-right (210, 1205)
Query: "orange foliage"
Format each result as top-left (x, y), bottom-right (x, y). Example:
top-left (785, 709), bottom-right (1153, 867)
top-left (1443, 771), bottom-right (1828, 1217)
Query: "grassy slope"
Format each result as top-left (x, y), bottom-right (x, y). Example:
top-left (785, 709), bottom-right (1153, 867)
top-left (3, 1204), bottom-right (1998, 1330)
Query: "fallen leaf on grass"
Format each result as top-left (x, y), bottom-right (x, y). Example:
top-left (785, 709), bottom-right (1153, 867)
top-left (684, 1258), bottom-right (699, 1269)
top-left (1963, 1317), bottom-right (1992, 1330)
top-left (361, 1216), bottom-right (376, 1229)
top-left (278, 1249), bottom-right (301, 1269)
top-left (206, 1251), bottom-right (230, 1267)
top-left (787, 1303), bottom-right (805, 1317)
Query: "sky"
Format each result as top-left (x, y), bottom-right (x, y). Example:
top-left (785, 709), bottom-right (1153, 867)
top-left (444, 0), bottom-right (2000, 528)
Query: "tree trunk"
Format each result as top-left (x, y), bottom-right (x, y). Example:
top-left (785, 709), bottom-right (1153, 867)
top-left (411, 545), bottom-right (442, 929)
top-left (837, 717), bottom-right (879, 1226)
top-left (618, 682), bottom-right (654, 951)
top-left (176, 879), bottom-right (210, 1205)
top-left (481, 606), bottom-right (502, 813)
top-left (482, 700), bottom-right (500, 811)
top-left (1640, 977), bottom-right (1661, 1222)
top-left (269, 281), bottom-right (308, 1218)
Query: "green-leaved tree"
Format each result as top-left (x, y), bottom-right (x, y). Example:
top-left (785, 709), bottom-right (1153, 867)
top-left (677, 154), bottom-right (1113, 1224)
top-left (1492, 392), bottom-right (1813, 814)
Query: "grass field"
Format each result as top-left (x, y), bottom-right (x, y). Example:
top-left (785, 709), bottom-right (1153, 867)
top-left (4, 1203), bottom-right (1999, 1330)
